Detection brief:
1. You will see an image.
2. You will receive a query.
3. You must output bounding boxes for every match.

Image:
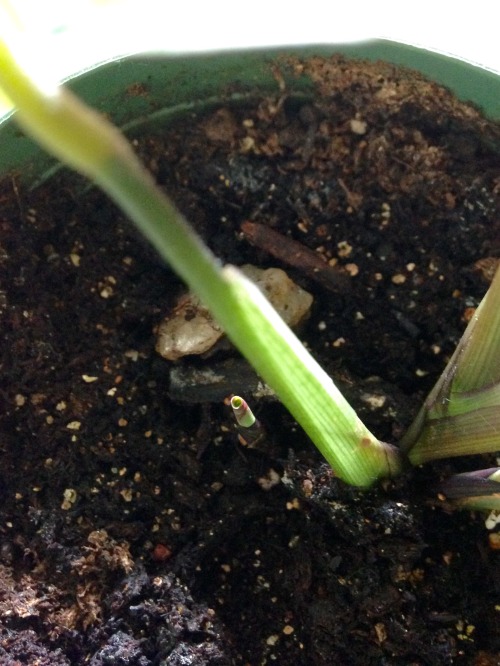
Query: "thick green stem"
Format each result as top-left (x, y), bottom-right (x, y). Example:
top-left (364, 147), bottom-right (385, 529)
top-left (0, 33), bottom-right (405, 487)
top-left (99, 156), bottom-right (405, 484)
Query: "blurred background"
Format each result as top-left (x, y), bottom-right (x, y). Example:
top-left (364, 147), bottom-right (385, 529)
top-left (1, 0), bottom-right (499, 113)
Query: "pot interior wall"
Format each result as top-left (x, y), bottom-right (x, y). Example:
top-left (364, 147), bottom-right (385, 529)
top-left (1, 40), bottom-right (500, 184)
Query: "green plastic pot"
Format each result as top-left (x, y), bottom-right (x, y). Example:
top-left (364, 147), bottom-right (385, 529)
top-left (1, 39), bottom-right (500, 184)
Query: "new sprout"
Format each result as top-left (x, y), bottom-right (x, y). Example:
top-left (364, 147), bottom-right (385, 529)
top-left (230, 395), bottom-right (265, 447)
top-left (440, 468), bottom-right (500, 511)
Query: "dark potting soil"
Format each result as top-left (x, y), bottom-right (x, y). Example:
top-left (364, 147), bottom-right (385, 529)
top-left (1, 55), bottom-right (500, 665)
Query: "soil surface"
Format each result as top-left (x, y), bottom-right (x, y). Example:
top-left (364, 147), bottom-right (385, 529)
top-left (1, 55), bottom-right (500, 665)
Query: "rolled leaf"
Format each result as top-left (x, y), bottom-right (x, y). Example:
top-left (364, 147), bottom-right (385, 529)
top-left (440, 468), bottom-right (500, 511)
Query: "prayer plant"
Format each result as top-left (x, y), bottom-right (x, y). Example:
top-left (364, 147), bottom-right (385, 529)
top-left (1, 20), bottom-right (499, 510)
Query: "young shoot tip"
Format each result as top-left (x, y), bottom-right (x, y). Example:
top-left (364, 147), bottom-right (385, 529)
top-left (229, 394), bottom-right (265, 448)
top-left (230, 395), bottom-right (256, 428)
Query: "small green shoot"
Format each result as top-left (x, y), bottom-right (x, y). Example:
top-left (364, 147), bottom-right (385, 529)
top-left (439, 468), bottom-right (500, 511)
top-left (230, 395), bottom-right (266, 447)
top-left (231, 396), bottom-right (258, 429)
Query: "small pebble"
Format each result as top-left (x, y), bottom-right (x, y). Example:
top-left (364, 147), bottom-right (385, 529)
top-left (156, 265), bottom-right (313, 361)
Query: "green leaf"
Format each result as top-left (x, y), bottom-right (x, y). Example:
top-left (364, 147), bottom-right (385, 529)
top-left (403, 267), bottom-right (500, 464)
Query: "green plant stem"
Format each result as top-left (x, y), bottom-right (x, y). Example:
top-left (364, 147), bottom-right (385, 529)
top-left (98, 155), bottom-right (405, 485)
top-left (0, 34), bottom-right (405, 487)
top-left (403, 267), bottom-right (500, 464)
top-left (405, 405), bottom-right (500, 462)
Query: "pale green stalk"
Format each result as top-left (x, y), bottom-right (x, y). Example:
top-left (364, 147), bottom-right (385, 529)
top-left (0, 32), bottom-right (404, 486)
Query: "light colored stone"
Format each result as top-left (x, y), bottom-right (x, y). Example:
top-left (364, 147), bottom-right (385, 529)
top-left (156, 265), bottom-right (313, 361)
